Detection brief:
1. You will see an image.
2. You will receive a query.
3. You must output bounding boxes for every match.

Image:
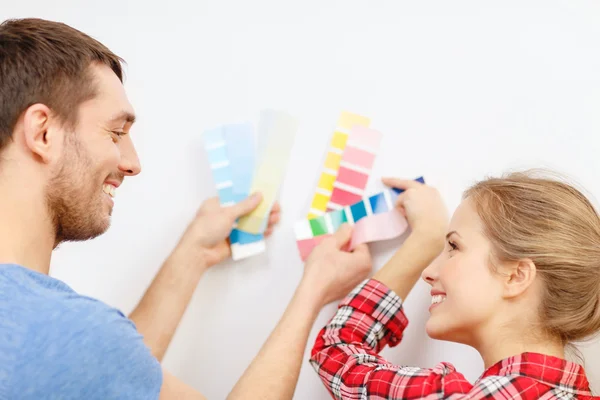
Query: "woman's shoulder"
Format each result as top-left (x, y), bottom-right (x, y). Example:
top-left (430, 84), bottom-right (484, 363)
top-left (473, 352), bottom-right (596, 399)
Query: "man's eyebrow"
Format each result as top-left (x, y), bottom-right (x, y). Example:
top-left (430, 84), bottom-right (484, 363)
top-left (108, 111), bottom-right (136, 124)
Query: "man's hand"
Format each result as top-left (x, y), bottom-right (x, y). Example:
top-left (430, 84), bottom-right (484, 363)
top-left (130, 193), bottom-right (281, 361)
top-left (302, 224), bottom-right (373, 307)
top-left (178, 193), bottom-right (281, 267)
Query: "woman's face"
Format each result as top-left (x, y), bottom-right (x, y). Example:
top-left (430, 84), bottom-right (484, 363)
top-left (421, 197), bottom-right (506, 346)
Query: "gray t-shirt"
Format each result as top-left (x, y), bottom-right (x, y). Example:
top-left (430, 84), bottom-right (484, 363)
top-left (0, 264), bottom-right (162, 399)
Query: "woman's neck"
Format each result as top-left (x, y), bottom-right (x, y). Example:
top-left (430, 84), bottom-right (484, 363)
top-left (477, 331), bottom-right (565, 369)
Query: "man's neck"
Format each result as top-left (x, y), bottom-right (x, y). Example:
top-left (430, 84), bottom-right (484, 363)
top-left (0, 180), bottom-right (55, 275)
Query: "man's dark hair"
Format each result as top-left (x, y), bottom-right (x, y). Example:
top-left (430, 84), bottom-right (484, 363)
top-left (0, 18), bottom-right (124, 150)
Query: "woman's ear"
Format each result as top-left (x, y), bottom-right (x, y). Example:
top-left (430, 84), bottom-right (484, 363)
top-left (502, 259), bottom-right (537, 299)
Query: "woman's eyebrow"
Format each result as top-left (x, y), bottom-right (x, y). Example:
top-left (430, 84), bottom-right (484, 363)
top-left (446, 231), bottom-right (461, 240)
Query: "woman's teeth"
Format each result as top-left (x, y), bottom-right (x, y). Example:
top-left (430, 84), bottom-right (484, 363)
top-left (103, 184), bottom-right (116, 198)
top-left (431, 295), bottom-right (446, 305)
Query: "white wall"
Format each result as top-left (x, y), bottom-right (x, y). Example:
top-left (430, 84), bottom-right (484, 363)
top-left (3, 1), bottom-right (600, 398)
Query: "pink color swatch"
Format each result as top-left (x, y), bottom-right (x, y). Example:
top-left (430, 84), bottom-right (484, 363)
top-left (329, 188), bottom-right (362, 208)
top-left (347, 126), bottom-right (383, 150)
top-left (336, 167), bottom-right (369, 188)
top-left (297, 235), bottom-right (331, 260)
top-left (342, 147), bottom-right (376, 168)
top-left (350, 209), bottom-right (408, 250)
top-left (297, 209), bottom-right (409, 261)
top-left (327, 126), bottom-right (382, 211)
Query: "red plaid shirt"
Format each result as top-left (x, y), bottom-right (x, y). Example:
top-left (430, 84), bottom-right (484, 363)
top-left (310, 279), bottom-right (597, 399)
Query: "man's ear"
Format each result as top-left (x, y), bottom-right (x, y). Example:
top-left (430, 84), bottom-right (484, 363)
top-left (501, 259), bottom-right (537, 299)
top-left (21, 104), bottom-right (60, 164)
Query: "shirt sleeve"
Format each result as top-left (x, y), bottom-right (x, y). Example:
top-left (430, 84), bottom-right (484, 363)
top-left (309, 278), bottom-right (474, 399)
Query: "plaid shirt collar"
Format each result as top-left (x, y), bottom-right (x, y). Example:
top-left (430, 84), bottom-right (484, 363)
top-left (482, 352), bottom-right (593, 395)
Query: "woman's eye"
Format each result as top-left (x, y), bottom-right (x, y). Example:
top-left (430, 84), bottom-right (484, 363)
top-left (448, 241), bottom-right (458, 251)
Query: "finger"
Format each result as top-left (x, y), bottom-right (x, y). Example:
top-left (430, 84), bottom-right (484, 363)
top-left (352, 243), bottom-right (371, 259)
top-left (268, 211), bottom-right (281, 227)
top-left (382, 177), bottom-right (423, 191)
top-left (395, 189), bottom-right (413, 207)
top-left (332, 223), bottom-right (353, 249)
top-left (199, 196), bottom-right (221, 213)
top-left (392, 192), bottom-right (409, 217)
top-left (342, 243), bottom-right (372, 273)
top-left (264, 227), bottom-right (274, 237)
top-left (205, 196), bottom-right (221, 205)
top-left (271, 202), bottom-right (281, 214)
top-left (229, 192), bottom-right (263, 218)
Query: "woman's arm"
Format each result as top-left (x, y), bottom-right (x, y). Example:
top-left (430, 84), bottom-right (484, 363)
top-left (228, 225), bottom-right (372, 399)
top-left (310, 179), bottom-right (456, 399)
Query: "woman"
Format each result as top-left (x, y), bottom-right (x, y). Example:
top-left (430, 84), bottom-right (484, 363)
top-left (310, 171), bottom-right (600, 399)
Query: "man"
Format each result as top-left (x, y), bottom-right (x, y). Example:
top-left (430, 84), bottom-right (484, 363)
top-left (0, 18), bottom-right (372, 399)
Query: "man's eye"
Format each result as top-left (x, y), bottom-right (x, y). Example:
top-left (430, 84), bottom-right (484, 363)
top-left (110, 131), bottom-right (126, 142)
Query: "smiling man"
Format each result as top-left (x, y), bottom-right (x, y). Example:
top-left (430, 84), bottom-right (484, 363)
top-left (0, 17), bottom-right (376, 400)
top-left (0, 18), bottom-right (283, 399)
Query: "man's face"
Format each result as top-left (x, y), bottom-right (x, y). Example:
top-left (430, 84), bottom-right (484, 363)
top-left (47, 64), bottom-right (140, 245)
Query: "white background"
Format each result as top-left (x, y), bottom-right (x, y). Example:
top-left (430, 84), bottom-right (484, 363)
top-left (3, 1), bottom-right (600, 398)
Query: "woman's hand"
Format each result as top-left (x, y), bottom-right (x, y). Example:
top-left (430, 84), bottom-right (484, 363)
top-left (383, 177), bottom-right (448, 249)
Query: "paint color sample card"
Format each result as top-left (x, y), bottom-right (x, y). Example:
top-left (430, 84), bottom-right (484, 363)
top-left (223, 123), bottom-right (255, 203)
top-left (237, 110), bottom-right (298, 234)
top-left (327, 126), bottom-right (383, 210)
top-left (203, 126), bottom-right (266, 260)
top-left (295, 189), bottom-right (397, 240)
top-left (307, 111), bottom-right (370, 219)
top-left (221, 123), bottom-right (267, 260)
top-left (203, 127), bottom-right (234, 205)
top-left (295, 177), bottom-right (425, 260)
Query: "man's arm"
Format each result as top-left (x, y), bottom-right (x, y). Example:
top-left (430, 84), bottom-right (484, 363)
top-left (228, 224), bottom-right (372, 400)
top-left (128, 243), bottom-right (208, 361)
top-left (159, 369), bottom-right (208, 400)
top-left (129, 194), bottom-right (280, 361)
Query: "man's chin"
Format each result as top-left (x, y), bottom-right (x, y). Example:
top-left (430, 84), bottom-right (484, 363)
top-left (55, 219), bottom-right (111, 245)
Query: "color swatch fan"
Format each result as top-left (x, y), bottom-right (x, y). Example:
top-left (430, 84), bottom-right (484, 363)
top-left (203, 110), bottom-right (298, 260)
top-left (296, 111), bottom-right (422, 260)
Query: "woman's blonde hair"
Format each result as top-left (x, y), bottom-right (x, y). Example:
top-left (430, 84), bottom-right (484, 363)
top-left (464, 170), bottom-right (600, 345)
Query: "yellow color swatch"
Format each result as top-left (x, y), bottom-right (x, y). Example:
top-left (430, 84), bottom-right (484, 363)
top-left (306, 111), bottom-right (370, 218)
top-left (317, 173), bottom-right (336, 192)
top-left (311, 192), bottom-right (330, 210)
top-left (337, 111), bottom-right (370, 131)
top-left (237, 110), bottom-right (298, 234)
top-left (324, 152), bottom-right (342, 171)
top-left (330, 132), bottom-right (348, 150)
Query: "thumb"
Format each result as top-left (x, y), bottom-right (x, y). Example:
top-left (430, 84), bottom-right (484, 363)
top-left (332, 223), bottom-right (353, 249)
top-left (352, 243), bottom-right (371, 257)
top-left (229, 192), bottom-right (263, 218)
top-left (343, 243), bottom-right (372, 273)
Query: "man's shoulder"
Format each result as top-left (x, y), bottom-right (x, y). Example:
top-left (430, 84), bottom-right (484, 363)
top-left (0, 264), bottom-right (162, 399)
top-left (0, 264), bottom-right (132, 334)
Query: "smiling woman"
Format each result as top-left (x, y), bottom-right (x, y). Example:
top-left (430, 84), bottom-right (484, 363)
top-left (310, 171), bottom-right (600, 399)
top-left (462, 173), bottom-right (600, 346)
